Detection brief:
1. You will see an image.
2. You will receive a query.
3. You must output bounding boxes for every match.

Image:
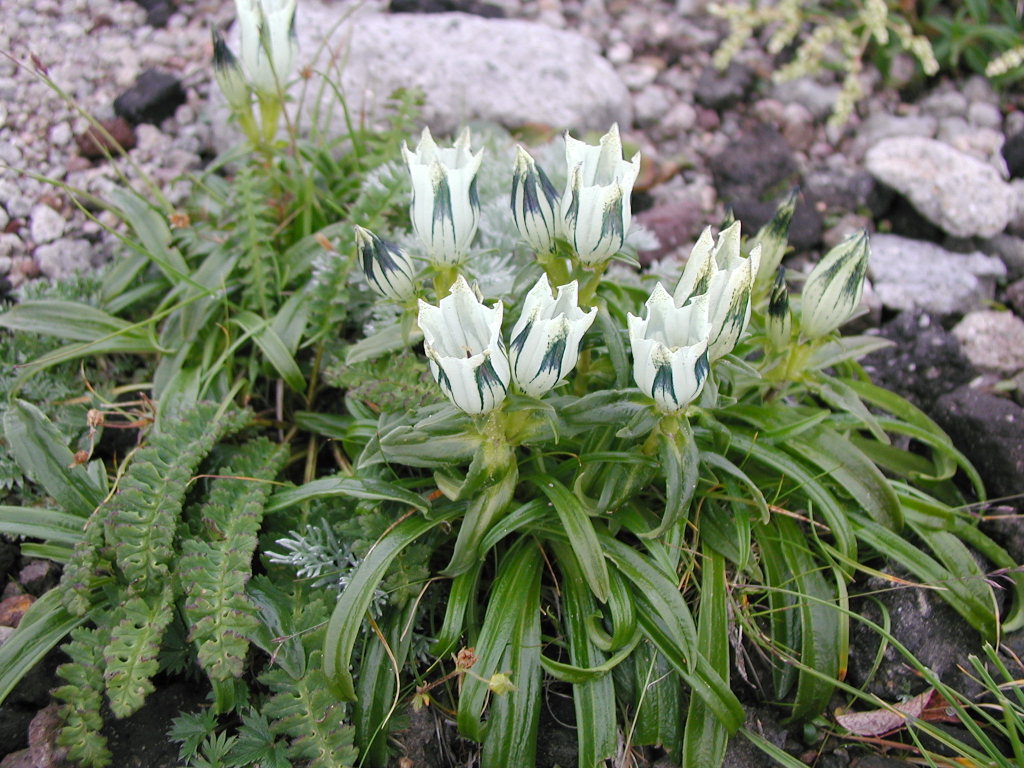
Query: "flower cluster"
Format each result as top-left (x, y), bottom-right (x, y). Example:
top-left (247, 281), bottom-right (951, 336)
top-left (415, 275), bottom-right (596, 414)
top-left (211, 0), bottom-right (298, 142)
top-left (354, 125), bottom-right (870, 418)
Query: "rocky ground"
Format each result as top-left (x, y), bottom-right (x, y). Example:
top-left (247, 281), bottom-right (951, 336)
top-left (2, 0), bottom-right (1024, 767)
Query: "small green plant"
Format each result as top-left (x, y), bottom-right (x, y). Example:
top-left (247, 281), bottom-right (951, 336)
top-left (281, 125), bottom-right (1024, 766)
top-left (1, 2), bottom-right (1021, 765)
top-left (710, 0), bottom-right (939, 126)
top-left (919, 0), bottom-right (1024, 81)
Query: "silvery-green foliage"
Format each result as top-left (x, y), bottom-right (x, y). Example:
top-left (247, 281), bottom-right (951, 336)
top-left (267, 521), bottom-right (387, 615)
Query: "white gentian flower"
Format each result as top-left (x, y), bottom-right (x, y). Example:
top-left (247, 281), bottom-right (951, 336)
top-left (560, 124), bottom-right (641, 265)
top-left (765, 265), bottom-right (792, 350)
top-left (800, 229), bottom-right (870, 339)
top-left (402, 127), bottom-right (484, 266)
top-left (628, 284), bottom-right (711, 413)
top-left (673, 222), bottom-right (761, 362)
top-left (508, 275), bottom-right (597, 398)
top-left (511, 146), bottom-right (561, 254)
top-left (211, 29), bottom-right (251, 112)
top-left (234, 0), bottom-right (298, 98)
top-left (354, 226), bottom-right (417, 302)
top-left (417, 276), bottom-right (510, 415)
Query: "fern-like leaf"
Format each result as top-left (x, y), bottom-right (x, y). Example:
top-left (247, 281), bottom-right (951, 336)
top-left (54, 625), bottom-right (113, 768)
top-left (261, 651), bottom-right (358, 768)
top-left (60, 512), bottom-right (110, 616)
top-left (102, 582), bottom-right (175, 718)
top-left (232, 164), bottom-right (279, 316)
top-left (180, 438), bottom-right (288, 683)
top-left (105, 404), bottom-right (248, 592)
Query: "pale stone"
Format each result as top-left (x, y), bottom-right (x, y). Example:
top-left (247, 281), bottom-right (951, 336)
top-left (865, 137), bottom-right (1016, 238)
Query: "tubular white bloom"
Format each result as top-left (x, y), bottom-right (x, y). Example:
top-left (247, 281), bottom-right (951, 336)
top-left (765, 265), bottom-right (792, 350)
top-left (402, 127), bottom-right (483, 266)
top-left (628, 284), bottom-right (711, 413)
top-left (508, 275), bottom-right (597, 398)
top-left (674, 222), bottom-right (761, 361)
top-left (234, 0), bottom-right (298, 98)
top-left (417, 276), bottom-right (510, 415)
top-left (560, 124), bottom-right (641, 265)
top-left (800, 229), bottom-right (870, 339)
top-left (211, 28), bottom-right (251, 112)
top-left (511, 146), bottom-right (561, 254)
top-left (354, 226), bottom-right (417, 302)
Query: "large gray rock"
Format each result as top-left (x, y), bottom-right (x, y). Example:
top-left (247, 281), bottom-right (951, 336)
top-left (213, 2), bottom-right (631, 150)
top-left (865, 137), bottom-right (1016, 238)
top-left (867, 233), bottom-right (1006, 317)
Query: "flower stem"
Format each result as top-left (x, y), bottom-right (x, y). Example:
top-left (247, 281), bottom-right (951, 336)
top-left (577, 261), bottom-right (609, 307)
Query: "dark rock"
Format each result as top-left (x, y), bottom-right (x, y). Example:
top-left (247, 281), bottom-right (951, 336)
top-left (102, 680), bottom-right (210, 768)
top-left (854, 757), bottom-right (923, 768)
top-left (5, 647), bottom-right (59, 709)
top-left (0, 703), bottom-right (71, 768)
top-left (634, 199), bottom-right (703, 263)
top-left (113, 69), bottom-right (186, 126)
top-left (1002, 130), bottom-right (1024, 180)
top-left (17, 560), bottom-right (59, 597)
top-left (394, 704), bottom-right (457, 768)
top-left (1007, 277), bottom-right (1024, 317)
top-left (847, 569), bottom-right (986, 701)
top-left (132, 0), bottom-right (175, 27)
top-left (535, 681), bottom-right (577, 768)
top-left (723, 706), bottom-right (788, 768)
top-left (0, 538), bottom-right (17, 583)
top-left (917, 722), bottom-right (1012, 760)
top-left (76, 117), bottom-right (136, 159)
top-left (884, 196), bottom-right (945, 243)
top-left (980, 512), bottom-right (1024, 565)
top-left (930, 386), bottom-right (1024, 508)
top-left (710, 124), bottom-right (799, 204)
top-left (0, 705), bottom-right (33, 761)
top-left (729, 196), bottom-right (823, 251)
top-left (803, 168), bottom-right (875, 214)
top-left (859, 311), bottom-right (976, 411)
top-left (390, 0), bottom-right (505, 15)
top-left (695, 62), bottom-right (754, 111)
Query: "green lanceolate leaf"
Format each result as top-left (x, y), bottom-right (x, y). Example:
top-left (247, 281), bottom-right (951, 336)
top-left (758, 516), bottom-right (840, 722)
top-left (0, 506), bottom-right (85, 545)
top-left (727, 431), bottom-right (857, 562)
top-left (644, 421), bottom-right (699, 539)
top-left (266, 476), bottom-right (431, 514)
top-left (532, 474), bottom-right (610, 602)
top-left (443, 441), bottom-right (518, 577)
top-left (601, 537), bottom-right (743, 731)
top-left (457, 541), bottom-right (543, 743)
top-left (233, 311), bottom-right (306, 393)
top-left (700, 450), bottom-right (770, 523)
top-left (354, 602), bottom-right (417, 766)
top-left (550, 542), bottom-right (618, 768)
top-left (0, 590), bottom-right (89, 707)
top-left (108, 188), bottom-right (190, 281)
top-left (324, 508), bottom-right (461, 700)
top-left (0, 300), bottom-right (149, 343)
top-left (3, 399), bottom-right (104, 517)
top-left (628, 635), bottom-right (682, 752)
top-left (682, 547), bottom-right (730, 768)
top-left (480, 547), bottom-right (543, 768)
top-left (431, 559), bottom-right (483, 656)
